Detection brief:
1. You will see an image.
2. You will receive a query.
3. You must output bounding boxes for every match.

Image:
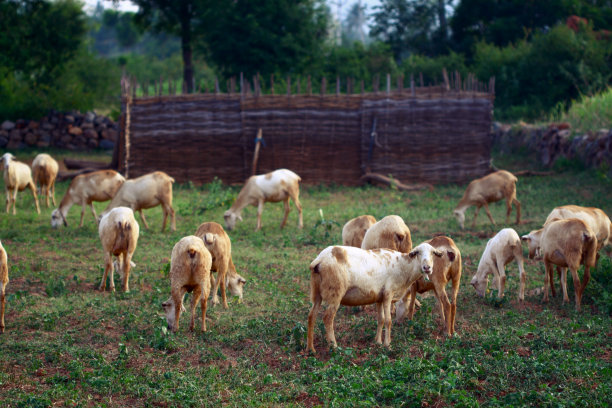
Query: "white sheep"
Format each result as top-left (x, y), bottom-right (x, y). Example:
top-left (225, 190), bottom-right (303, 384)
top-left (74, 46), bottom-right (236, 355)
top-left (342, 215), bottom-right (376, 247)
top-left (471, 228), bottom-right (526, 301)
top-left (32, 153), bottom-right (59, 208)
top-left (1, 153), bottom-right (40, 215)
top-left (361, 215), bottom-right (412, 254)
top-left (194, 221), bottom-right (246, 308)
top-left (100, 171), bottom-right (176, 232)
top-left (98, 207), bottom-right (139, 293)
top-left (51, 170), bottom-right (125, 228)
top-left (0, 240), bottom-right (8, 333)
top-left (453, 170), bottom-right (521, 229)
top-left (224, 169), bottom-right (303, 231)
top-left (162, 236), bottom-right (212, 332)
top-left (306, 243), bottom-right (442, 352)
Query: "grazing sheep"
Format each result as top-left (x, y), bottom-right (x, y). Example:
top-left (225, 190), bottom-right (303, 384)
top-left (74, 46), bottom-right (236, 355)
top-left (162, 236), bottom-right (212, 332)
top-left (101, 171), bottom-right (176, 232)
top-left (224, 169), bottom-right (303, 232)
top-left (342, 215), bottom-right (377, 247)
top-left (471, 228), bottom-right (526, 301)
top-left (1, 153), bottom-right (40, 215)
top-left (98, 207), bottom-right (139, 292)
top-left (361, 215), bottom-right (412, 254)
top-left (194, 222), bottom-right (246, 308)
top-left (534, 219), bottom-right (597, 310)
top-left (0, 241), bottom-right (8, 334)
top-left (453, 170), bottom-right (520, 229)
top-left (51, 170), bottom-right (125, 228)
top-left (396, 236), bottom-right (462, 336)
top-left (32, 153), bottom-right (59, 208)
top-left (306, 243), bottom-right (442, 353)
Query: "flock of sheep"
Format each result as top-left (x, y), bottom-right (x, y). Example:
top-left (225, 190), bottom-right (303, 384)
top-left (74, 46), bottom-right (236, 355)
top-left (0, 153), bottom-right (610, 358)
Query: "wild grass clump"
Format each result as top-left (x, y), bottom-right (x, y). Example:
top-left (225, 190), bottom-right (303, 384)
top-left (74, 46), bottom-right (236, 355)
top-left (548, 87), bottom-right (612, 133)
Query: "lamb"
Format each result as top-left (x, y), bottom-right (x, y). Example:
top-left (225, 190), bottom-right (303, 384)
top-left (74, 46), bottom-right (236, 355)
top-left (1, 153), bottom-right (40, 215)
top-left (98, 207), bottom-right (139, 293)
top-left (162, 236), bottom-right (212, 332)
top-left (342, 215), bottom-right (376, 247)
top-left (526, 219), bottom-right (597, 310)
top-left (51, 170), bottom-right (125, 228)
top-left (0, 240), bottom-right (8, 333)
top-left (224, 169), bottom-right (303, 232)
top-left (100, 171), bottom-right (176, 232)
top-left (395, 236), bottom-right (462, 336)
top-left (453, 170), bottom-right (521, 229)
top-left (306, 243), bottom-right (443, 353)
top-left (361, 215), bottom-right (412, 254)
top-left (470, 228), bottom-right (526, 301)
top-left (194, 221), bottom-right (246, 308)
top-left (32, 153), bottom-right (59, 208)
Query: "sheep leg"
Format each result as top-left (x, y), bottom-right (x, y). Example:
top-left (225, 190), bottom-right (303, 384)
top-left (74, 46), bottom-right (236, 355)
top-left (50, 181), bottom-right (56, 207)
top-left (434, 286), bottom-right (452, 336)
top-left (255, 200), bottom-right (264, 231)
top-left (482, 202), bottom-right (495, 226)
top-left (375, 302), bottom-right (384, 344)
top-left (200, 287), bottom-right (208, 332)
top-left (100, 253), bottom-right (114, 292)
top-left (5, 188), bottom-right (11, 214)
top-left (28, 181), bottom-right (40, 214)
top-left (323, 303), bottom-right (340, 349)
top-left (513, 198), bottom-right (521, 225)
top-left (450, 274), bottom-right (460, 336)
top-left (471, 205), bottom-right (481, 228)
top-left (543, 262), bottom-right (552, 303)
top-left (407, 284), bottom-right (418, 320)
top-left (307, 292), bottom-right (322, 353)
top-left (383, 297), bottom-right (393, 347)
top-left (122, 252), bottom-right (132, 293)
top-left (569, 267), bottom-right (582, 311)
top-left (560, 267), bottom-right (569, 302)
top-left (11, 188), bottom-right (17, 215)
top-left (161, 202), bottom-right (175, 232)
top-left (495, 258), bottom-right (507, 298)
top-left (289, 190), bottom-right (303, 229)
top-left (211, 261), bottom-right (229, 309)
top-left (171, 289), bottom-right (184, 332)
top-left (280, 198), bottom-right (290, 229)
top-left (138, 210), bottom-right (150, 229)
top-left (0, 286), bottom-right (5, 334)
top-left (189, 286), bottom-right (202, 331)
top-left (80, 202), bottom-right (88, 227)
top-left (578, 266), bottom-right (591, 310)
top-left (514, 248), bottom-right (526, 302)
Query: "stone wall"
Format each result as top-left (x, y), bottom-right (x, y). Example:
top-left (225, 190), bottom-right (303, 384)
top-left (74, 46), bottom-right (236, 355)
top-left (0, 111), bottom-right (118, 151)
top-left (492, 122), bottom-right (612, 172)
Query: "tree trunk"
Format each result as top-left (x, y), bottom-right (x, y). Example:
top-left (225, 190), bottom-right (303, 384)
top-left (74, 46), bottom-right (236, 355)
top-left (437, 0), bottom-right (447, 41)
top-left (180, 2), bottom-right (193, 94)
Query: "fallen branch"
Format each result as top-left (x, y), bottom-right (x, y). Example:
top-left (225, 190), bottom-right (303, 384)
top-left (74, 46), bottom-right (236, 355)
top-left (513, 170), bottom-right (555, 177)
top-left (361, 172), bottom-right (434, 192)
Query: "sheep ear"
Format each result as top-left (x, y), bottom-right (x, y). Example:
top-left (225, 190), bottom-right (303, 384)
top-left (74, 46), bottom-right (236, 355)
top-left (61, 212), bottom-right (68, 227)
top-left (434, 250), bottom-right (443, 258)
top-left (521, 235), bottom-right (530, 242)
top-left (161, 301), bottom-right (170, 308)
top-left (238, 215), bottom-right (243, 221)
top-left (239, 277), bottom-right (246, 284)
top-left (408, 249), bottom-right (418, 258)
top-left (446, 250), bottom-right (455, 262)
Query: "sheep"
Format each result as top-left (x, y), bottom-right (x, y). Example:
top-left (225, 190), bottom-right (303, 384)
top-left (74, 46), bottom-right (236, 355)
top-left (194, 221), bottom-right (246, 308)
top-left (1, 153), bottom-right (40, 215)
top-left (162, 236), bottom-right (212, 332)
top-left (51, 170), bottom-right (125, 228)
top-left (32, 153), bottom-right (59, 208)
top-left (361, 215), bottom-right (413, 254)
top-left (453, 170), bottom-right (521, 229)
top-left (100, 171), bottom-right (176, 232)
top-left (470, 228), bottom-right (526, 301)
top-left (342, 215), bottom-right (377, 247)
top-left (0, 240), bottom-right (8, 334)
top-left (395, 236), bottom-right (462, 336)
top-left (306, 243), bottom-right (443, 353)
top-left (98, 207), bottom-right (139, 293)
top-left (526, 219), bottom-right (597, 310)
top-left (224, 169), bottom-right (303, 232)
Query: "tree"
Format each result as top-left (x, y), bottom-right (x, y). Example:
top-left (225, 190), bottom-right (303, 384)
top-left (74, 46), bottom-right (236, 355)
top-left (343, 1), bottom-right (368, 44)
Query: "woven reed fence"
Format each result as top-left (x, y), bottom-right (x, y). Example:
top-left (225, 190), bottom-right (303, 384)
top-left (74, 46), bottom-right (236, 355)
top-left (117, 73), bottom-right (495, 185)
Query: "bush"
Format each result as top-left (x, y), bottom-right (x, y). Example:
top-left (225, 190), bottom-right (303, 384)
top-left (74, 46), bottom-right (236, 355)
top-left (401, 51), bottom-right (468, 85)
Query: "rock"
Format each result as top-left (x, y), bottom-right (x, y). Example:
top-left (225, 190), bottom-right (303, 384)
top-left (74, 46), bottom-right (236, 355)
top-left (1, 120), bottom-right (15, 131)
top-left (61, 134), bottom-right (72, 145)
top-left (101, 128), bottom-right (118, 142)
top-left (27, 121), bottom-right (39, 129)
top-left (15, 119), bottom-right (27, 129)
top-left (65, 115), bottom-right (75, 123)
top-left (9, 129), bottom-right (22, 142)
top-left (81, 121), bottom-right (94, 129)
top-left (68, 126), bottom-right (83, 136)
top-left (85, 112), bottom-right (96, 122)
top-left (99, 139), bottom-right (115, 150)
top-left (87, 138), bottom-right (99, 149)
top-left (42, 122), bottom-right (54, 130)
top-left (24, 132), bottom-right (37, 146)
top-left (36, 140), bottom-right (50, 148)
top-left (0, 136), bottom-right (8, 148)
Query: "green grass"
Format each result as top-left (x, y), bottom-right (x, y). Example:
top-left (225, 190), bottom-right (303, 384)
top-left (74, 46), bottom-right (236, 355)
top-left (548, 87), bottom-right (612, 133)
top-left (0, 149), bottom-right (611, 407)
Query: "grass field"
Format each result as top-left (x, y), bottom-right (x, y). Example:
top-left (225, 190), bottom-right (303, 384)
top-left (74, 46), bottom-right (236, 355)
top-left (0, 148), bottom-right (610, 407)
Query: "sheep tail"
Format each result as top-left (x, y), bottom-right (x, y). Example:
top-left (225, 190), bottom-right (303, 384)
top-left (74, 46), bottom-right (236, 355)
top-left (112, 221), bottom-right (131, 255)
top-left (582, 232), bottom-right (598, 268)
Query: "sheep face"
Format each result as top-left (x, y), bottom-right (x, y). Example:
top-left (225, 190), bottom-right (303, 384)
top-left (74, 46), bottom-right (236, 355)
top-left (521, 230), bottom-right (542, 259)
top-left (223, 211), bottom-right (242, 231)
top-left (453, 210), bottom-right (465, 229)
top-left (471, 272), bottom-right (489, 297)
top-left (1, 153), bottom-right (14, 169)
top-left (408, 243), bottom-right (443, 281)
top-left (226, 274), bottom-right (246, 303)
top-left (50, 209), bottom-right (67, 228)
top-left (161, 298), bottom-right (186, 331)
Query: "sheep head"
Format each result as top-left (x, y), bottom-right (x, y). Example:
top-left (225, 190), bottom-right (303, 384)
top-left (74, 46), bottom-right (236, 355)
top-left (1, 153), bottom-right (15, 169)
top-left (408, 243), bottom-right (443, 281)
top-left (521, 229), bottom-right (543, 259)
top-left (226, 274), bottom-right (246, 303)
top-left (223, 210), bottom-right (242, 231)
top-left (470, 268), bottom-right (490, 297)
top-left (161, 298), bottom-right (186, 332)
top-left (50, 209), bottom-right (67, 228)
top-left (453, 209), bottom-right (465, 230)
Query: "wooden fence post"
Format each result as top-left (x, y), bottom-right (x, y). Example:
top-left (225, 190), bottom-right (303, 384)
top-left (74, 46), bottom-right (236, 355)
top-left (252, 128), bottom-right (263, 176)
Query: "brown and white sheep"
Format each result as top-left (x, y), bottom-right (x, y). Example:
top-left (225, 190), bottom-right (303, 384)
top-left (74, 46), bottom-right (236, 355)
top-left (101, 171), bottom-right (176, 232)
top-left (51, 170), bottom-right (125, 228)
top-left (396, 236), bottom-right (462, 336)
top-left (361, 215), bottom-right (412, 254)
top-left (306, 243), bottom-right (442, 352)
top-left (162, 236), bottom-right (212, 332)
top-left (2, 153), bottom-right (40, 215)
top-left (342, 215), bottom-right (377, 247)
top-left (0, 240), bottom-right (8, 334)
top-left (194, 221), bottom-right (246, 308)
top-left (224, 169), bottom-right (303, 232)
top-left (471, 228), bottom-right (526, 301)
top-left (453, 170), bottom-right (521, 229)
top-left (32, 153), bottom-right (59, 208)
top-left (98, 207), bottom-right (139, 293)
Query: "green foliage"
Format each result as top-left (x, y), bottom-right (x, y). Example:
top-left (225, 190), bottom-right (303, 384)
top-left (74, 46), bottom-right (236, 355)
top-left (549, 87), bottom-right (612, 133)
top-left (401, 51), bottom-right (468, 84)
top-left (584, 255), bottom-right (612, 315)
